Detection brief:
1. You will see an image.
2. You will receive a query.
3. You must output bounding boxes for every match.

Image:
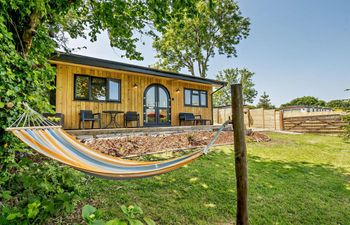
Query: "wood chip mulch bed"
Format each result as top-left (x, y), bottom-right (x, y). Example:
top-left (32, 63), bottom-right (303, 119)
top-left (83, 131), bottom-right (232, 157)
top-left (83, 131), bottom-right (270, 158)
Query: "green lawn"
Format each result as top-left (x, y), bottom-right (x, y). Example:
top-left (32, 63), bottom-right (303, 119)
top-left (70, 133), bottom-right (350, 224)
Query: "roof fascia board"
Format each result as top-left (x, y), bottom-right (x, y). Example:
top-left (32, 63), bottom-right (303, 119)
top-left (51, 53), bottom-right (226, 87)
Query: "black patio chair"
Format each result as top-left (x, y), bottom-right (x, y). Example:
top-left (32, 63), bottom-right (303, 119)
top-left (179, 113), bottom-right (200, 125)
top-left (124, 111), bottom-right (140, 128)
top-left (79, 110), bottom-right (101, 129)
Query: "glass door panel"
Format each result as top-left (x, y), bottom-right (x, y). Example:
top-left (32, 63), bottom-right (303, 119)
top-left (146, 108), bottom-right (156, 123)
top-left (158, 109), bottom-right (168, 123)
top-left (145, 86), bottom-right (156, 107)
top-left (144, 85), bottom-right (171, 126)
top-left (144, 86), bottom-right (156, 125)
top-left (158, 88), bottom-right (168, 107)
top-left (157, 86), bottom-right (169, 125)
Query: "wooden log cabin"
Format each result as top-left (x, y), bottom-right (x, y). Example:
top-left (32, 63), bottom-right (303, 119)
top-left (49, 53), bottom-right (226, 129)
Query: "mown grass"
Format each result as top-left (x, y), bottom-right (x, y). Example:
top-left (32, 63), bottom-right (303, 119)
top-left (75, 133), bottom-right (350, 225)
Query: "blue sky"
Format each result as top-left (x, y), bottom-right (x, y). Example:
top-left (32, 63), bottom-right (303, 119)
top-left (67, 0), bottom-right (350, 106)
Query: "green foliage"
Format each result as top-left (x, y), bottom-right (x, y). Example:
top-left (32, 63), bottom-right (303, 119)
top-left (86, 0), bottom-right (150, 60)
top-left (0, 158), bottom-right (87, 224)
top-left (0, 0), bottom-right (161, 224)
top-left (256, 91), bottom-right (275, 109)
top-left (282, 96), bottom-right (350, 111)
top-left (213, 68), bottom-right (257, 106)
top-left (82, 204), bottom-right (156, 225)
top-left (281, 96), bottom-right (326, 107)
top-left (0, 1), bottom-right (83, 223)
top-left (47, 116), bottom-right (61, 123)
top-left (326, 99), bottom-right (350, 111)
top-left (152, 0), bottom-right (250, 77)
top-left (342, 114), bottom-right (350, 141)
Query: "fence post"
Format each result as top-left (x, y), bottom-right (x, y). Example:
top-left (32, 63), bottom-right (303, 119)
top-left (247, 109), bottom-right (251, 128)
top-left (279, 111), bottom-right (284, 130)
top-left (231, 84), bottom-right (249, 225)
top-left (262, 108), bottom-right (265, 129)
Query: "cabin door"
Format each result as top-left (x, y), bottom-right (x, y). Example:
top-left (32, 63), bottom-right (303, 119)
top-left (143, 84), bottom-right (171, 127)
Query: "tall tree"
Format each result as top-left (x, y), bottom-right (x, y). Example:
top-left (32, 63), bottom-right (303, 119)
top-left (256, 92), bottom-right (275, 109)
top-left (0, 1), bottom-right (166, 223)
top-left (213, 68), bottom-right (257, 106)
top-left (1, 0), bottom-right (155, 153)
top-left (281, 96), bottom-right (326, 107)
top-left (152, 0), bottom-right (250, 78)
top-left (327, 99), bottom-right (350, 110)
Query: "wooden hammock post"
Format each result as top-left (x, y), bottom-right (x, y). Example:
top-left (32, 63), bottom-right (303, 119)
top-left (231, 84), bottom-right (249, 225)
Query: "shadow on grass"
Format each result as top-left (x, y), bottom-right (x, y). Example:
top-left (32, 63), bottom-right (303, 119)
top-left (69, 151), bottom-right (350, 225)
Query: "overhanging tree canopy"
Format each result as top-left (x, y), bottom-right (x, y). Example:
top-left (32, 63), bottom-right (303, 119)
top-left (152, 0), bottom-right (250, 77)
top-left (2, 0), bottom-right (152, 59)
top-left (0, 1), bottom-right (173, 222)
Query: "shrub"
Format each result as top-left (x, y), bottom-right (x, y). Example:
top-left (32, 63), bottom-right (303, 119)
top-left (343, 114), bottom-right (350, 141)
top-left (0, 4), bottom-right (89, 224)
top-left (82, 204), bottom-right (156, 225)
top-left (0, 154), bottom-right (88, 224)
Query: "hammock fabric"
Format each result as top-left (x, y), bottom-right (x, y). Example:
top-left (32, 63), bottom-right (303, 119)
top-left (6, 104), bottom-right (230, 180)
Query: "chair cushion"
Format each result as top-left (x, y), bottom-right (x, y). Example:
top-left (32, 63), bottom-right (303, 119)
top-left (81, 118), bottom-right (96, 121)
top-left (179, 113), bottom-right (195, 120)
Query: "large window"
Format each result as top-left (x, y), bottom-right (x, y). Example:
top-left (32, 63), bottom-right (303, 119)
top-left (75, 76), bottom-right (89, 100)
top-left (91, 77), bottom-right (106, 101)
top-left (184, 88), bottom-right (208, 107)
top-left (74, 74), bottom-right (121, 102)
top-left (108, 79), bottom-right (120, 101)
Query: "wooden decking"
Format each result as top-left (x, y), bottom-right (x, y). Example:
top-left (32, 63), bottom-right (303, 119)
top-left (66, 125), bottom-right (224, 139)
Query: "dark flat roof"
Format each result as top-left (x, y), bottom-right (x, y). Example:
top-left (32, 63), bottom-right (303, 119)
top-left (51, 52), bottom-right (226, 86)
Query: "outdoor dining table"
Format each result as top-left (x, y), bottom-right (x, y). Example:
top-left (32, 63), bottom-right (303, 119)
top-left (102, 110), bottom-right (124, 128)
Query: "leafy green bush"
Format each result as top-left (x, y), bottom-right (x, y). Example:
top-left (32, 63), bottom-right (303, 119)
top-left (0, 2), bottom-right (92, 224)
top-left (281, 96), bottom-right (326, 107)
top-left (82, 204), bottom-right (156, 225)
top-left (47, 116), bottom-right (62, 123)
top-left (342, 114), bottom-right (350, 141)
top-left (0, 155), bottom-right (87, 224)
top-left (327, 99), bottom-right (350, 111)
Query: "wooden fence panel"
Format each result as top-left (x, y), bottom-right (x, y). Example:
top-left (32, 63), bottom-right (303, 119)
top-left (249, 108), bottom-right (264, 128)
top-left (214, 107), bottom-right (281, 130)
top-left (213, 106), bottom-right (249, 126)
top-left (214, 106), bottom-right (348, 133)
top-left (283, 114), bottom-right (348, 133)
top-left (264, 110), bottom-right (277, 130)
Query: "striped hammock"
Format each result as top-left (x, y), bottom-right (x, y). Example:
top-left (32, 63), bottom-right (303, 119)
top-left (6, 104), bottom-right (230, 180)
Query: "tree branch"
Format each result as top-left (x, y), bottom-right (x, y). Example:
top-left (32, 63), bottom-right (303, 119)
top-left (8, 17), bottom-right (25, 55)
top-left (22, 11), bottom-right (41, 56)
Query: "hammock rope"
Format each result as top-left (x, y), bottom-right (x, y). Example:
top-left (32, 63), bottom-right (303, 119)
top-left (6, 103), bottom-right (231, 180)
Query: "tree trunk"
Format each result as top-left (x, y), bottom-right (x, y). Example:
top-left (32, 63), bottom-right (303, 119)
top-left (197, 60), bottom-right (202, 77)
top-left (22, 11), bottom-right (40, 56)
top-left (188, 62), bottom-right (195, 76)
